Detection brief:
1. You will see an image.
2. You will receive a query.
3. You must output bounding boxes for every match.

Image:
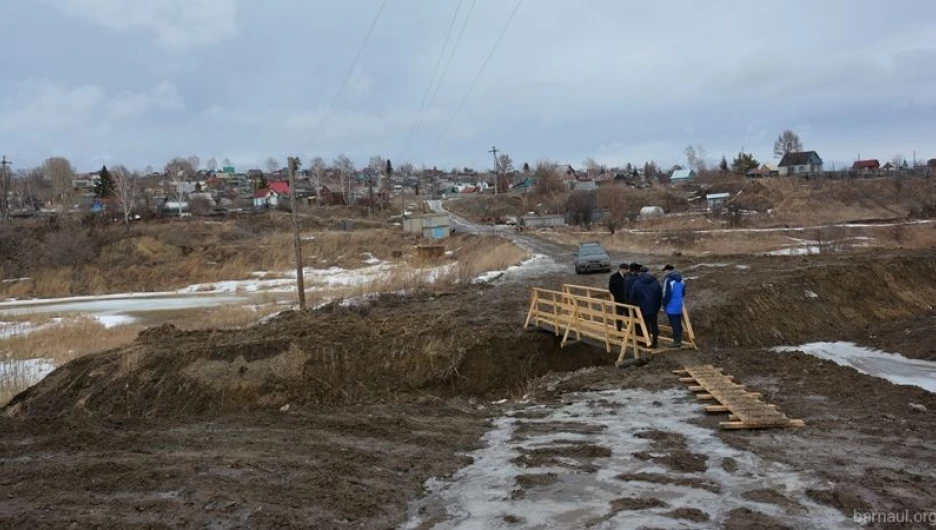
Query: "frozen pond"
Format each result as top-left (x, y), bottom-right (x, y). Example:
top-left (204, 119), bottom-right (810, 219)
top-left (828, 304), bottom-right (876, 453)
top-left (774, 342), bottom-right (936, 392)
top-left (0, 291), bottom-right (287, 329)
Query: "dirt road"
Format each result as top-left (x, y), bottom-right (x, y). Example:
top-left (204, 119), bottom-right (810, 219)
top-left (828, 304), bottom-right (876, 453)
top-left (2, 244), bottom-right (936, 528)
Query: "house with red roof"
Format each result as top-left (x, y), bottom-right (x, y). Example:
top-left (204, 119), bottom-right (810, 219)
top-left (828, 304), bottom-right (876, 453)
top-left (852, 159), bottom-right (880, 172)
top-left (253, 181), bottom-right (290, 208)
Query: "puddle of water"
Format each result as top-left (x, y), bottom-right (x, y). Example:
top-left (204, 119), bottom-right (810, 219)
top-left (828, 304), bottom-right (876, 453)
top-left (774, 342), bottom-right (936, 393)
top-left (403, 388), bottom-right (849, 530)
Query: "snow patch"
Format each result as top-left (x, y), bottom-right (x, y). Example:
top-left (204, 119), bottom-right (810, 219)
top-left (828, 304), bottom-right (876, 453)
top-left (773, 342), bottom-right (936, 393)
top-left (94, 314), bottom-right (138, 328)
top-left (0, 357), bottom-right (57, 387)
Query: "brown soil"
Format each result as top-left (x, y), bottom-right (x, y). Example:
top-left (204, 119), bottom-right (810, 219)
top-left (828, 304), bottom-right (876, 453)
top-left (515, 473), bottom-right (559, 489)
top-left (0, 405), bottom-right (485, 529)
top-left (511, 420), bottom-right (607, 441)
top-left (614, 472), bottom-right (721, 493)
top-left (724, 508), bottom-right (793, 530)
top-left (665, 507), bottom-right (710, 522)
top-left (742, 489), bottom-right (803, 511)
top-left (511, 442), bottom-right (612, 472)
top-left (5, 288), bottom-right (611, 421)
top-left (4, 244), bottom-right (936, 527)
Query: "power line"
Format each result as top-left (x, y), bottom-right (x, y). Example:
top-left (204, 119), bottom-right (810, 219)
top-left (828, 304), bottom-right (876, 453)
top-left (310, 0), bottom-right (390, 145)
top-left (425, 0), bottom-right (523, 161)
top-left (397, 0), bottom-right (465, 161)
top-left (403, 0), bottom-right (478, 162)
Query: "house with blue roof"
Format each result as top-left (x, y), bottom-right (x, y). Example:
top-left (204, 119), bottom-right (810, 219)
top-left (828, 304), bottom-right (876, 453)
top-left (670, 168), bottom-right (696, 182)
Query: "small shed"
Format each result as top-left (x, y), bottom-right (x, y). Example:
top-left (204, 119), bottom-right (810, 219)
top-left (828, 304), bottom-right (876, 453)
top-left (639, 206), bottom-right (665, 219)
top-left (403, 213), bottom-right (450, 239)
top-left (706, 192), bottom-right (730, 209)
top-left (519, 214), bottom-right (567, 228)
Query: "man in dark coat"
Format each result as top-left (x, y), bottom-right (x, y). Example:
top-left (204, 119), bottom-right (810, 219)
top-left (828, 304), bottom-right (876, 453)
top-left (630, 266), bottom-right (663, 349)
top-left (608, 263), bottom-right (629, 331)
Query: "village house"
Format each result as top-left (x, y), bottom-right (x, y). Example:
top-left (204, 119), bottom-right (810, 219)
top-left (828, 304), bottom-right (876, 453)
top-left (778, 151), bottom-right (823, 175)
top-left (706, 192), bottom-right (731, 210)
top-left (852, 159), bottom-right (880, 173)
top-left (670, 168), bottom-right (696, 182)
top-left (253, 181), bottom-right (289, 208)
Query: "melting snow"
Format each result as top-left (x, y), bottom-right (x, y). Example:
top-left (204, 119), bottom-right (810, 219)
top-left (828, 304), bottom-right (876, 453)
top-left (94, 315), bottom-right (138, 328)
top-left (404, 388), bottom-right (849, 529)
top-left (473, 254), bottom-right (554, 284)
top-left (0, 357), bottom-right (56, 387)
top-left (774, 342), bottom-right (936, 393)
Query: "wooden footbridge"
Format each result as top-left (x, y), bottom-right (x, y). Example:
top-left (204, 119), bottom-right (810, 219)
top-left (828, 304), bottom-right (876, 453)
top-left (524, 284), bottom-right (697, 365)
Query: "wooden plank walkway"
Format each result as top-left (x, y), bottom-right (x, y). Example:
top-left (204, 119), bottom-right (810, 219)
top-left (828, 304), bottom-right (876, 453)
top-left (675, 365), bottom-right (805, 430)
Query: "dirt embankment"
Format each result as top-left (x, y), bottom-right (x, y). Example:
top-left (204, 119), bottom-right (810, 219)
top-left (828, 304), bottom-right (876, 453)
top-left (4, 286), bottom-right (609, 421)
top-left (692, 253), bottom-right (936, 349)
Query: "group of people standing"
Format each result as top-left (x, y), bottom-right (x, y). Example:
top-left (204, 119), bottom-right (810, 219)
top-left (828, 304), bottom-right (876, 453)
top-left (608, 262), bottom-right (686, 349)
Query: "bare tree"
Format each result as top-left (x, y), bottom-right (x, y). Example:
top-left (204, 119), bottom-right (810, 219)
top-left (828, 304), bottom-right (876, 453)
top-left (398, 162), bottom-right (415, 176)
top-left (583, 157), bottom-right (601, 178)
top-left (41, 157), bottom-right (76, 212)
top-left (143, 165), bottom-right (155, 175)
top-left (164, 157), bottom-right (196, 180)
top-left (685, 145), bottom-right (708, 172)
top-left (333, 154), bottom-right (355, 205)
top-left (265, 157), bottom-right (280, 174)
top-left (309, 156), bottom-right (326, 205)
top-left (164, 157), bottom-right (195, 216)
top-left (187, 155), bottom-right (201, 171)
top-left (596, 185), bottom-right (628, 233)
top-left (222, 158), bottom-right (232, 168)
top-left (497, 153), bottom-right (514, 174)
top-left (892, 154), bottom-right (908, 169)
top-left (206, 157), bottom-right (218, 172)
top-left (773, 130), bottom-right (803, 159)
top-left (111, 165), bottom-right (139, 227)
top-left (533, 160), bottom-right (564, 198)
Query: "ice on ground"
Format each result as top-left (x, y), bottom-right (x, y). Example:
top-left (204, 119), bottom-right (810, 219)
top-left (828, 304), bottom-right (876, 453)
top-left (404, 388), bottom-right (849, 529)
top-left (473, 254), bottom-right (553, 284)
top-left (94, 315), bottom-right (138, 328)
top-left (0, 358), bottom-right (56, 386)
top-left (774, 342), bottom-right (936, 393)
top-left (362, 252), bottom-right (382, 265)
top-left (766, 246), bottom-right (821, 256)
top-left (735, 265), bottom-right (750, 270)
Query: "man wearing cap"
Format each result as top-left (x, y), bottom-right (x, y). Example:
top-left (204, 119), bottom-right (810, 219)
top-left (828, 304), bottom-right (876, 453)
top-left (630, 266), bottom-right (663, 349)
top-left (608, 263), bottom-right (629, 331)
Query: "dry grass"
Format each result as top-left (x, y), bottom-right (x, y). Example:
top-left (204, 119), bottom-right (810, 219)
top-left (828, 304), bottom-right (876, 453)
top-left (0, 234), bottom-right (530, 405)
top-left (541, 222), bottom-right (936, 257)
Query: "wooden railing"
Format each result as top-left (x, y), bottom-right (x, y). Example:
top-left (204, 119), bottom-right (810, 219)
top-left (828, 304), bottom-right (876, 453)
top-left (525, 284), bottom-right (697, 363)
top-left (563, 284), bottom-right (697, 350)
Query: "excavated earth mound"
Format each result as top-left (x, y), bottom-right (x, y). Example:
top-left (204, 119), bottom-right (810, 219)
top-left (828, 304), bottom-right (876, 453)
top-left (5, 286), bottom-right (609, 421)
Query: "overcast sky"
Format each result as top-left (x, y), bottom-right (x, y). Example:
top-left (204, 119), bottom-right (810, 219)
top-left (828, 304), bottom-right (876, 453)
top-left (2, 0), bottom-right (936, 172)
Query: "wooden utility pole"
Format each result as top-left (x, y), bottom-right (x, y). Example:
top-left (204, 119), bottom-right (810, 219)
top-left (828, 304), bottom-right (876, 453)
top-left (288, 157), bottom-right (306, 310)
top-left (489, 145), bottom-right (499, 197)
top-left (0, 156), bottom-right (12, 222)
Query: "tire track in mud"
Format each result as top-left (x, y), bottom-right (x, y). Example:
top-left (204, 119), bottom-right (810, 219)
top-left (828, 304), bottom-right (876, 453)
top-left (403, 389), bottom-right (854, 529)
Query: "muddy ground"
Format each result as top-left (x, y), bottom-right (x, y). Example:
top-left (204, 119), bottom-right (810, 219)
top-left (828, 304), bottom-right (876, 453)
top-left (2, 247), bottom-right (936, 528)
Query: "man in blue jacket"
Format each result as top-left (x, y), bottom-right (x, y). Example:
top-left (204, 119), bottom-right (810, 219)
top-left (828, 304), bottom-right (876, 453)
top-left (629, 266), bottom-right (662, 349)
top-left (662, 269), bottom-right (686, 348)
